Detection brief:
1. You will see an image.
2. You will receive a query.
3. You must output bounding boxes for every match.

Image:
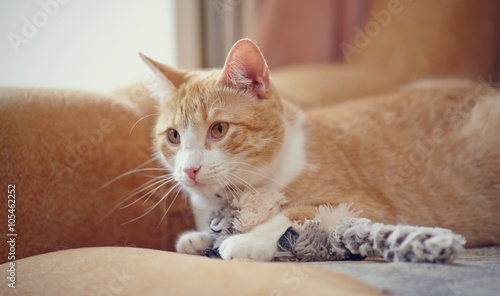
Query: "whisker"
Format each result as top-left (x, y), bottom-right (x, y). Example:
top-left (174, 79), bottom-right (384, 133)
top-left (100, 176), bottom-right (172, 220)
top-left (134, 172), bottom-right (166, 178)
top-left (95, 165), bottom-right (169, 192)
top-left (122, 174), bottom-right (174, 204)
top-left (221, 175), bottom-right (243, 195)
top-left (128, 113), bottom-right (159, 138)
top-left (143, 183), bottom-right (182, 212)
top-left (140, 179), bottom-right (174, 206)
top-left (230, 167), bottom-right (297, 193)
top-left (157, 187), bottom-right (183, 227)
top-left (226, 160), bottom-right (274, 176)
top-left (121, 183), bottom-right (182, 225)
top-left (226, 172), bottom-right (260, 196)
top-left (217, 176), bottom-right (234, 199)
top-left (120, 179), bottom-right (171, 209)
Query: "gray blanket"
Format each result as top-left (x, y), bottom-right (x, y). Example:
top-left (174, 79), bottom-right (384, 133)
top-left (315, 246), bottom-right (500, 296)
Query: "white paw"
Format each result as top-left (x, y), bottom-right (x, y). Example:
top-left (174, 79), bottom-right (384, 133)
top-left (219, 233), bottom-right (277, 262)
top-left (175, 231), bottom-right (214, 255)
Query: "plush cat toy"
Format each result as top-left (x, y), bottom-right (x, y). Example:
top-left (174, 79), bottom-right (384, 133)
top-left (204, 189), bottom-right (465, 263)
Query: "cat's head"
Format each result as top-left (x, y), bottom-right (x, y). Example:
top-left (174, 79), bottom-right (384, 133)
top-left (141, 39), bottom-right (285, 200)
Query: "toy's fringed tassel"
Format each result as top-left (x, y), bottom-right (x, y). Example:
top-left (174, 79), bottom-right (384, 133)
top-left (343, 219), bottom-right (466, 263)
top-left (274, 204), bottom-right (466, 263)
top-left (207, 188), bottom-right (288, 250)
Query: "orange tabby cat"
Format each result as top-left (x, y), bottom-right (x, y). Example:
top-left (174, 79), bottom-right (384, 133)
top-left (141, 39), bottom-right (500, 261)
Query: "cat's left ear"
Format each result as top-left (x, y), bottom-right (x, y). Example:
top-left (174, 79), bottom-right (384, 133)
top-left (218, 39), bottom-right (270, 98)
top-left (139, 52), bottom-right (186, 100)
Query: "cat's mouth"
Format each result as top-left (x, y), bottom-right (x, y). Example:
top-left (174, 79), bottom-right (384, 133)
top-left (176, 168), bottom-right (242, 199)
top-left (179, 177), bottom-right (208, 188)
top-left (192, 180), bottom-right (206, 187)
top-left (180, 179), bottom-right (227, 199)
top-left (186, 180), bottom-right (236, 200)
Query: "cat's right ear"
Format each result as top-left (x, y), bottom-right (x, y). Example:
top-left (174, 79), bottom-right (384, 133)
top-left (139, 53), bottom-right (186, 100)
top-left (218, 39), bottom-right (270, 99)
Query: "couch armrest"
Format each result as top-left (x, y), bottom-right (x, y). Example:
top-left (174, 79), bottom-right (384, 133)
top-left (0, 87), bottom-right (194, 262)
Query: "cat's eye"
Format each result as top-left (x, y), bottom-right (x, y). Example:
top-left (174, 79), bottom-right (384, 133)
top-left (167, 129), bottom-right (180, 144)
top-left (211, 122), bottom-right (229, 139)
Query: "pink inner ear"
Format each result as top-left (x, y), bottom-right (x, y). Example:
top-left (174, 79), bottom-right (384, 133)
top-left (219, 40), bottom-right (270, 97)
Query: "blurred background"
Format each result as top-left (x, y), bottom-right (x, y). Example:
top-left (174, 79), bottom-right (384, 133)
top-left (0, 0), bottom-right (176, 93)
top-left (1, 0), bottom-right (499, 93)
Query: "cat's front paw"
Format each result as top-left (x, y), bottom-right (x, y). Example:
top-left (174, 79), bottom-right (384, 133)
top-left (176, 231), bottom-right (214, 255)
top-left (219, 233), bottom-right (277, 262)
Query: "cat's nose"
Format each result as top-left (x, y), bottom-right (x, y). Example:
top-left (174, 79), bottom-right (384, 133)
top-left (184, 166), bottom-right (201, 181)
